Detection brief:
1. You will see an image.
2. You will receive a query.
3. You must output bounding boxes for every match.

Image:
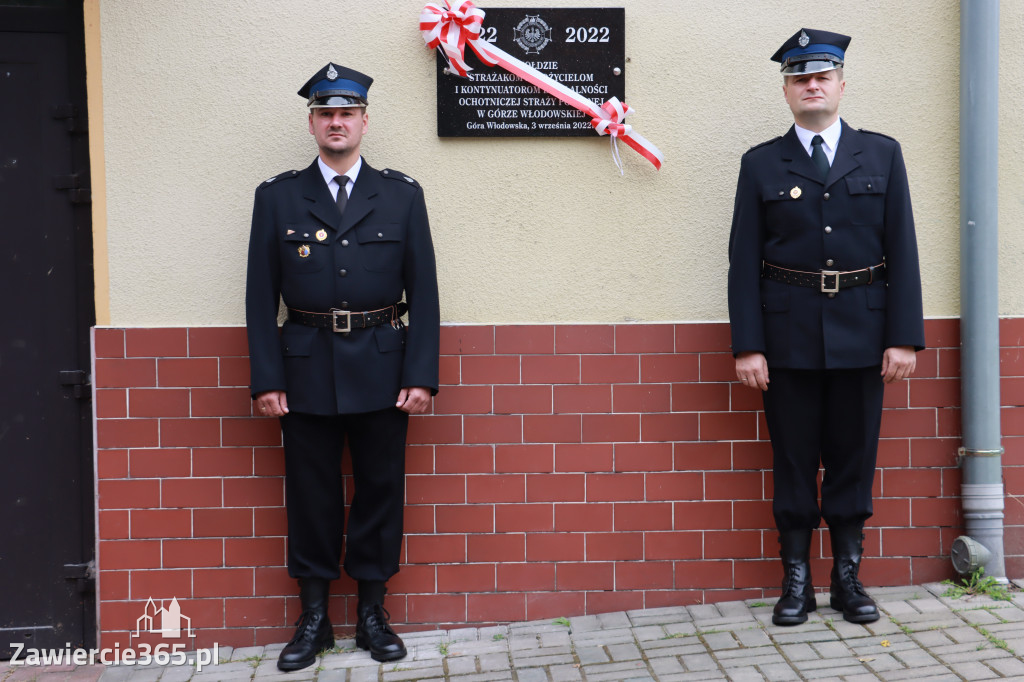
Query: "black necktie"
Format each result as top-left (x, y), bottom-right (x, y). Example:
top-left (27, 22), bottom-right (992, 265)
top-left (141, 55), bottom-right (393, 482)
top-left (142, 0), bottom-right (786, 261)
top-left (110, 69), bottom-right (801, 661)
top-left (335, 175), bottom-right (349, 215)
top-left (810, 135), bottom-right (830, 180)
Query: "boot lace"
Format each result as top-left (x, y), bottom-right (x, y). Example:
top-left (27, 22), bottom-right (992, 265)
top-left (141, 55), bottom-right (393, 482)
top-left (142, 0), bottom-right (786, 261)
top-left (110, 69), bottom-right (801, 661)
top-left (781, 562), bottom-right (809, 596)
top-left (361, 604), bottom-right (397, 635)
top-left (289, 610), bottom-right (326, 643)
top-left (836, 558), bottom-right (868, 595)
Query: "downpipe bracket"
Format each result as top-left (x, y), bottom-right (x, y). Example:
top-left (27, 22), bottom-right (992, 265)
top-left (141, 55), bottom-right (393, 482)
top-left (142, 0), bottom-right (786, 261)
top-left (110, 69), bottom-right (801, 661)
top-left (956, 446), bottom-right (1004, 466)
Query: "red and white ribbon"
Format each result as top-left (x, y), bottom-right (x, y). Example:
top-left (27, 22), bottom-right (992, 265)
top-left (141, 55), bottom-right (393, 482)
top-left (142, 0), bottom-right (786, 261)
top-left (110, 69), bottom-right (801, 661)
top-left (419, 0), bottom-right (663, 171)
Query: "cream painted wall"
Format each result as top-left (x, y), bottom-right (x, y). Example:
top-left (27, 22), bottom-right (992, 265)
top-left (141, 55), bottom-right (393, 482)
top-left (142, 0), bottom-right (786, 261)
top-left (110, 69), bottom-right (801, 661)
top-left (999, 1), bottom-right (1024, 316)
top-left (94, 0), bottom-right (1021, 326)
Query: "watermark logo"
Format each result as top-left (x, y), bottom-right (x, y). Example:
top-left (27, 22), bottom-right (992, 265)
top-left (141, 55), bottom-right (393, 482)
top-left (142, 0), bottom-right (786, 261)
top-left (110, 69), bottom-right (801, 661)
top-left (132, 597), bottom-right (196, 642)
top-left (10, 596), bottom-right (217, 672)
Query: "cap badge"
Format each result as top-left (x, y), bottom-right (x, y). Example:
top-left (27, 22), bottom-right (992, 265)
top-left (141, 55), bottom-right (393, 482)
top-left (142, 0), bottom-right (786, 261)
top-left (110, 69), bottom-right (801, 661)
top-left (798, 31), bottom-right (810, 47)
top-left (326, 64), bottom-right (339, 80)
top-left (297, 245), bottom-right (311, 258)
top-left (790, 186), bottom-right (802, 199)
top-left (316, 229), bottom-right (328, 242)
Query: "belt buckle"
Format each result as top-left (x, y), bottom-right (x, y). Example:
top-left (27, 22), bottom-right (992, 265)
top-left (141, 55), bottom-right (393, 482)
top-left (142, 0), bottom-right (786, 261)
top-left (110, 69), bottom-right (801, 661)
top-left (330, 309), bottom-right (351, 333)
top-left (820, 270), bottom-right (840, 294)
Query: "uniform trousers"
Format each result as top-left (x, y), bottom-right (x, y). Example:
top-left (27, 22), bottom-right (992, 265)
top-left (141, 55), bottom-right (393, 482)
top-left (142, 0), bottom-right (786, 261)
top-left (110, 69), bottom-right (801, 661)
top-left (762, 366), bottom-right (884, 532)
top-left (281, 407), bottom-right (409, 582)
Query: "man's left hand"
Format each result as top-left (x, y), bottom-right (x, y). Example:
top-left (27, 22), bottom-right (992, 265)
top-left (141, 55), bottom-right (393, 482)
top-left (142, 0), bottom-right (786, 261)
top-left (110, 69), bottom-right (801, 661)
top-left (881, 346), bottom-right (917, 383)
top-left (396, 387), bottom-right (432, 414)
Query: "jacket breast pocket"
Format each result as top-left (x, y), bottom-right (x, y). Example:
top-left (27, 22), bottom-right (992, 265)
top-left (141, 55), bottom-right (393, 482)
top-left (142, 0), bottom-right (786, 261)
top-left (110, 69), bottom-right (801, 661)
top-left (845, 175), bottom-right (886, 226)
top-left (356, 223), bottom-right (404, 272)
top-left (281, 228), bottom-right (329, 273)
top-left (762, 185), bottom-right (805, 234)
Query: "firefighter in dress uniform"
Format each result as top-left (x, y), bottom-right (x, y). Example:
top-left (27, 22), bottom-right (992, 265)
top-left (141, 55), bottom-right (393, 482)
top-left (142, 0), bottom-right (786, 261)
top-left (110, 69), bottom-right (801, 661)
top-left (728, 30), bottom-right (924, 626)
top-left (246, 63), bottom-right (440, 669)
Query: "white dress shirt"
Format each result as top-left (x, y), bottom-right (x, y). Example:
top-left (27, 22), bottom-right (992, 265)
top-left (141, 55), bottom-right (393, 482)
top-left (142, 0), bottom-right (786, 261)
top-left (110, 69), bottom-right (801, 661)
top-left (317, 156), bottom-right (362, 201)
top-left (794, 119), bottom-right (842, 166)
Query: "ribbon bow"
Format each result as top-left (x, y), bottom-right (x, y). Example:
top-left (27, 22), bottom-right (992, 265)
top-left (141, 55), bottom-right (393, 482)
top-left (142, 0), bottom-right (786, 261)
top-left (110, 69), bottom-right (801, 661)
top-left (420, 0), bottom-right (663, 171)
top-left (591, 98), bottom-right (635, 174)
top-left (420, 1), bottom-right (494, 77)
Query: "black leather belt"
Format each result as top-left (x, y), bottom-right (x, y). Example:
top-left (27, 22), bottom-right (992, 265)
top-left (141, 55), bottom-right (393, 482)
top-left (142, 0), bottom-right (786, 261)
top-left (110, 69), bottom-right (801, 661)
top-left (762, 261), bottom-right (885, 293)
top-left (287, 302), bottom-right (408, 333)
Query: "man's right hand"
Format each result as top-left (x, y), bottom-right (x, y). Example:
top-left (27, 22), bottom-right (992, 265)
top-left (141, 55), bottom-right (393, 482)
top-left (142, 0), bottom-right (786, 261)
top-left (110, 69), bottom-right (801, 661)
top-left (735, 352), bottom-right (769, 391)
top-left (255, 390), bottom-right (289, 417)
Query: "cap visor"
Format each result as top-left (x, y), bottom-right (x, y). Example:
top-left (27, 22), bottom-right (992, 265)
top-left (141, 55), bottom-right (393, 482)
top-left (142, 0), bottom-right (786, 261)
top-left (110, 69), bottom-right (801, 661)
top-left (308, 95), bottom-right (366, 108)
top-left (781, 59), bottom-right (841, 76)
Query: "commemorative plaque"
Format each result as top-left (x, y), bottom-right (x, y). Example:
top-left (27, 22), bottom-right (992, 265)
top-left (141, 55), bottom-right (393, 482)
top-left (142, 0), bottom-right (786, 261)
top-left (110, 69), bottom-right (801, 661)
top-left (435, 8), bottom-right (625, 137)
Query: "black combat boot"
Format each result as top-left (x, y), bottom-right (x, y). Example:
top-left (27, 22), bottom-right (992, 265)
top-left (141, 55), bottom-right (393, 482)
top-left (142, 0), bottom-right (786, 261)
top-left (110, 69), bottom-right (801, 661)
top-left (772, 529), bottom-right (817, 626)
top-left (277, 579), bottom-right (335, 671)
top-left (829, 525), bottom-right (880, 623)
top-left (355, 580), bottom-right (407, 662)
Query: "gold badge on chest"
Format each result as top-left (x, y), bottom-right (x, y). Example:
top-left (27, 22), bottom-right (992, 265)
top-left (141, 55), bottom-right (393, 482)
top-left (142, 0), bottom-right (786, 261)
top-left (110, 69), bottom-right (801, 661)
top-left (790, 186), bottom-right (802, 199)
top-left (297, 244), bottom-right (311, 258)
top-left (316, 229), bottom-right (328, 242)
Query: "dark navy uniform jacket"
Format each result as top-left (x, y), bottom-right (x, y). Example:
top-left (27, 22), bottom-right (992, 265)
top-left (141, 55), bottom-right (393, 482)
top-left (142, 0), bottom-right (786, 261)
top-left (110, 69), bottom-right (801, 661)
top-left (246, 158), bottom-right (440, 415)
top-left (728, 120), bottom-right (925, 369)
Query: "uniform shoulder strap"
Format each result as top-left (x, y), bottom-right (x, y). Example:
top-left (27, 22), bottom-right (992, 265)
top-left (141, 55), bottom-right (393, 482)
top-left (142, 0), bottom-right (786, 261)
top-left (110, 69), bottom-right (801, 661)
top-left (379, 168), bottom-right (420, 188)
top-left (257, 169), bottom-right (301, 189)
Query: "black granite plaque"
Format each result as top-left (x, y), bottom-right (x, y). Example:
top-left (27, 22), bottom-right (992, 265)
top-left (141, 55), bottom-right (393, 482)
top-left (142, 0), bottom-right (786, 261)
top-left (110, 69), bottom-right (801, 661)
top-left (435, 8), bottom-right (625, 137)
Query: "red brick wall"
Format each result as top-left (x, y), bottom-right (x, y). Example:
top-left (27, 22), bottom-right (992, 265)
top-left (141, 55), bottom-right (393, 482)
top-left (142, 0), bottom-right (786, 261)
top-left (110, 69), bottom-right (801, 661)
top-left (92, 319), bottom-right (1024, 649)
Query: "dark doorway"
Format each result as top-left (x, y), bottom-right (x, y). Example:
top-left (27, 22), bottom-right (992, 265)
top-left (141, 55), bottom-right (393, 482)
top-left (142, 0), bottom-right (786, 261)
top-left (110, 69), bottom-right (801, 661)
top-left (0, 0), bottom-right (97, 658)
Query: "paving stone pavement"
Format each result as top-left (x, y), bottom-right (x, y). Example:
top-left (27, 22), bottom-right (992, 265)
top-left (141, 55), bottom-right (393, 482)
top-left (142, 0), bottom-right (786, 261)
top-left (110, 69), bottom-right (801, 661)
top-left (3, 582), bottom-right (1023, 682)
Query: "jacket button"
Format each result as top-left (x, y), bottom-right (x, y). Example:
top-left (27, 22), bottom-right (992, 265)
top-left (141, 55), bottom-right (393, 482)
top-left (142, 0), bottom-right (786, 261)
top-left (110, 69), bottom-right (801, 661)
top-left (339, 269), bottom-right (348, 277)
top-left (867, 184), bottom-right (873, 190)
top-left (828, 293), bottom-right (836, 299)
top-left (341, 301), bottom-right (349, 308)
top-left (824, 226), bottom-right (832, 234)
top-left (341, 239), bottom-right (349, 247)
top-left (826, 259), bottom-right (834, 266)
top-left (823, 192), bottom-right (830, 200)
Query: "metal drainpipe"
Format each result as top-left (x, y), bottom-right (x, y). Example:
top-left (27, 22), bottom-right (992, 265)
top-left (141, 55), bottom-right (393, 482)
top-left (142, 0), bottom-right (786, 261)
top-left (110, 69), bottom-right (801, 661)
top-left (951, 0), bottom-right (1005, 581)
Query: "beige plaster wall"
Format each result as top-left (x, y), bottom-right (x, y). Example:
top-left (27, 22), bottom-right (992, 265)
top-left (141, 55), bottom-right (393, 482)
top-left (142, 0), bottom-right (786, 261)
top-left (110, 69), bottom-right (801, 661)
top-left (93, 0), bottom-right (1022, 326)
top-left (999, 1), bottom-right (1024, 316)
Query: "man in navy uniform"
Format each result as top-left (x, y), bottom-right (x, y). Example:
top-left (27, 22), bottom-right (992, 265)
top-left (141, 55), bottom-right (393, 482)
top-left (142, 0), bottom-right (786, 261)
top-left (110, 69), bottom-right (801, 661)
top-left (246, 63), bottom-right (439, 669)
top-left (728, 30), bottom-right (924, 626)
